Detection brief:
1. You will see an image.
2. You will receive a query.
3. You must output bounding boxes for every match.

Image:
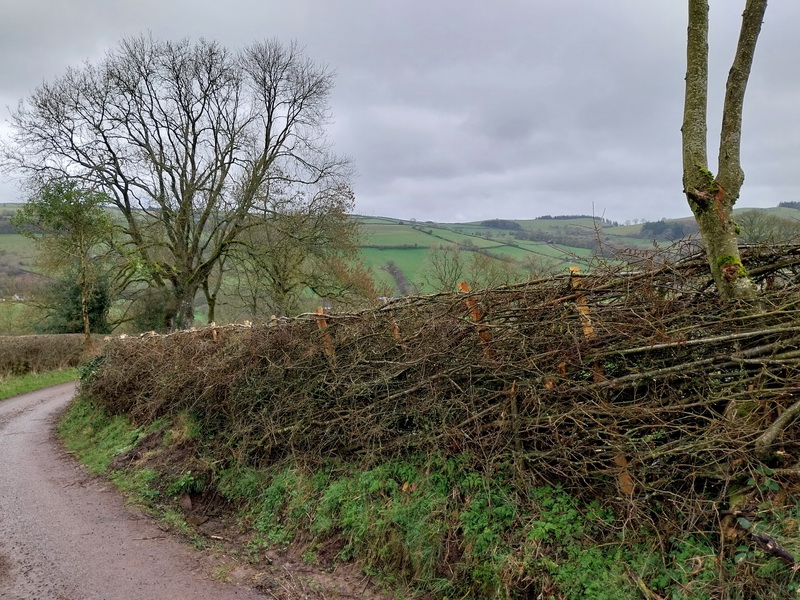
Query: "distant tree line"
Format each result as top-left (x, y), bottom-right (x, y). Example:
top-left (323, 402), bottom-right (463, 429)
top-left (736, 210), bottom-right (800, 245)
top-left (479, 219), bottom-right (523, 231)
top-left (535, 215), bottom-right (619, 226)
top-left (512, 229), bottom-right (600, 251)
top-left (778, 202), bottom-right (800, 210)
top-left (638, 219), bottom-right (699, 241)
top-left (382, 261), bottom-right (416, 295)
top-left (0, 212), bottom-right (18, 234)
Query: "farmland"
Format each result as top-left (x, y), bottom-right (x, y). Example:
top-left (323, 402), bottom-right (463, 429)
top-left (0, 204), bottom-right (798, 332)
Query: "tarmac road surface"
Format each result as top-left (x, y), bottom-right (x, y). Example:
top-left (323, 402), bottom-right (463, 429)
top-left (0, 382), bottom-right (265, 600)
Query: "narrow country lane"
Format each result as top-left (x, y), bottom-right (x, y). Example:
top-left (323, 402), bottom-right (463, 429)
top-left (0, 383), bottom-right (265, 600)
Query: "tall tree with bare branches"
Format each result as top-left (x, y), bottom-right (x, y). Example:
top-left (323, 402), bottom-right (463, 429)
top-left (682, 0), bottom-right (768, 300)
top-left (4, 35), bottom-right (352, 328)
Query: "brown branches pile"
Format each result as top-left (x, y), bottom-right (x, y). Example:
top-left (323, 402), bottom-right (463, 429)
top-left (82, 244), bottom-right (800, 521)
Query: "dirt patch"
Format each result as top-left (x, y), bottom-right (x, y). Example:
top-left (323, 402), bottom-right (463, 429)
top-left (0, 552), bottom-right (12, 585)
top-left (164, 499), bottom-right (390, 598)
top-left (108, 429), bottom-right (164, 469)
top-left (250, 556), bottom-right (383, 600)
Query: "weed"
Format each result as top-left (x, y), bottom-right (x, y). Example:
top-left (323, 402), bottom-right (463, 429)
top-left (251, 469), bottom-right (302, 546)
top-left (58, 395), bottom-right (144, 473)
top-left (0, 367), bottom-right (78, 401)
top-left (163, 410), bottom-right (203, 445)
top-left (211, 563), bottom-right (235, 582)
top-left (167, 470), bottom-right (205, 496)
top-left (112, 468), bottom-right (160, 501)
top-left (748, 466), bottom-right (781, 494)
top-left (161, 508), bottom-right (189, 533)
top-left (217, 464), bottom-right (263, 502)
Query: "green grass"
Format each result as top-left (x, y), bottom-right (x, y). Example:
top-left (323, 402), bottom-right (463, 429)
top-left (58, 389), bottom-right (800, 599)
top-left (360, 247), bottom-right (430, 289)
top-left (0, 367), bottom-right (79, 401)
top-left (58, 395), bottom-right (145, 473)
top-left (0, 232), bottom-right (40, 272)
top-left (361, 225), bottom-right (433, 247)
top-left (0, 301), bottom-right (34, 335)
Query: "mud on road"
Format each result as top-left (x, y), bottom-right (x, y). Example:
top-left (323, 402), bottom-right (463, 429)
top-left (0, 383), bottom-right (266, 600)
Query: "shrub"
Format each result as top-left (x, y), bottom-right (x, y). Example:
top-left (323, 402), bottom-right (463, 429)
top-left (0, 333), bottom-right (95, 376)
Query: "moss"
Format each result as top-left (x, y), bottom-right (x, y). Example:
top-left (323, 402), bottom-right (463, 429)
top-left (689, 166), bottom-right (721, 215)
top-left (698, 166), bottom-right (715, 183)
top-left (715, 255), bottom-right (740, 268)
top-left (716, 255), bottom-right (748, 280)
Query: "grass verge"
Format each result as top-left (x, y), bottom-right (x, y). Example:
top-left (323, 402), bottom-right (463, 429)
top-left (0, 367), bottom-right (78, 401)
top-left (57, 394), bottom-right (800, 599)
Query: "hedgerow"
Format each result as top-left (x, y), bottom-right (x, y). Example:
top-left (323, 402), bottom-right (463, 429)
top-left (78, 243), bottom-right (800, 598)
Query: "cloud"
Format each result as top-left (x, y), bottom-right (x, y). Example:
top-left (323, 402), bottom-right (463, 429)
top-left (1, 0), bottom-right (798, 222)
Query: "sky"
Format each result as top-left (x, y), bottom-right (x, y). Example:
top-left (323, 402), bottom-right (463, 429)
top-left (1, 1), bottom-right (798, 224)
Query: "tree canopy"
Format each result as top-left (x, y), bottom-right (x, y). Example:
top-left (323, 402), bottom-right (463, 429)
top-left (4, 35), bottom-right (354, 328)
top-left (12, 180), bottom-right (114, 343)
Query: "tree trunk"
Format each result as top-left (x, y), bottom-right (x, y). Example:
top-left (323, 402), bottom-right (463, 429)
top-left (79, 252), bottom-right (92, 349)
top-left (80, 286), bottom-right (91, 348)
top-left (206, 295), bottom-right (216, 325)
top-left (682, 0), bottom-right (767, 301)
top-left (166, 283), bottom-right (198, 331)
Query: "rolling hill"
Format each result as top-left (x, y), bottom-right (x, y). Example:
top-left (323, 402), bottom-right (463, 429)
top-left (0, 203), bottom-right (798, 305)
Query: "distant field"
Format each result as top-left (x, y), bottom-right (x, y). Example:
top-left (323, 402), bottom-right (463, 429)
top-left (3, 205), bottom-right (796, 305)
top-left (360, 247), bottom-right (429, 291)
top-left (0, 234), bottom-right (38, 271)
top-left (736, 206), bottom-right (800, 220)
top-left (0, 212), bottom-right (657, 299)
top-left (361, 224), bottom-right (437, 247)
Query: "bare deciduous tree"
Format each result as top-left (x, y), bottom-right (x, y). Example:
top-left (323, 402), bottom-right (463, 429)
top-left (682, 0), bottom-right (767, 300)
top-left (420, 244), bottom-right (466, 293)
top-left (4, 35), bottom-right (352, 328)
top-left (736, 210), bottom-right (800, 245)
top-left (420, 243), bottom-right (524, 293)
top-left (226, 183), bottom-right (369, 319)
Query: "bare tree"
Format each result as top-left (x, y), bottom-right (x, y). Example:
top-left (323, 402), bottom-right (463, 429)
top-left (4, 35), bottom-right (351, 328)
top-left (682, 0), bottom-right (767, 300)
top-left (736, 210), bottom-right (800, 245)
top-left (226, 183), bottom-right (367, 319)
top-left (420, 244), bottom-right (466, 293)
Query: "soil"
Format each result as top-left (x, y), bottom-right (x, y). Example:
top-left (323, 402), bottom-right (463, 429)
top-left (0, 383), bottom-right (391, 600)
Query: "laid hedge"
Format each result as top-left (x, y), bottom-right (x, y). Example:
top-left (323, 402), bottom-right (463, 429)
top-left (0, 334), bottom-right (96, 376)
top-left (77, 244), bottom-right (800, 598)
top-left (82, 244), bottom-right (800, 508)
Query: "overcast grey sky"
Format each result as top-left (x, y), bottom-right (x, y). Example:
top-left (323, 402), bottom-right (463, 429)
top-left (1, 1), bottom-right (798, 223)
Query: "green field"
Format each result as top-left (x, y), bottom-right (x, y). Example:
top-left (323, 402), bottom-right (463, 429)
top-left (2, 204), bottom-right (797, 316)
top-left (0, 209), bottom-right (688, 306)
top-left (0, 234), bottom-right (39, 271)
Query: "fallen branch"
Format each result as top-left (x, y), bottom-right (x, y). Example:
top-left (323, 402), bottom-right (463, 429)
top-left (755, 397), bottom-right (800, 459)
